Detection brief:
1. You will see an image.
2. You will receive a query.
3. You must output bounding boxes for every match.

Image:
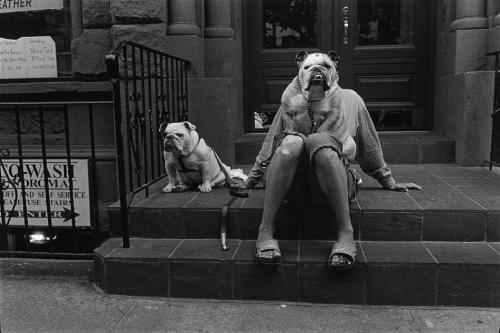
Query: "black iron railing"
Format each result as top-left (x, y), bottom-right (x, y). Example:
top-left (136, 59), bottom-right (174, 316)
top-left (487, 51), bottom-right (500, 169)
top-left (106, 41), bottom-right (191, 248)
top-left (0, 95), bottom-right (112, 258)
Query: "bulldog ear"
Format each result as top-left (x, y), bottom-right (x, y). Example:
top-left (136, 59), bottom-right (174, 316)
top-left (327, 50), bottom-right (340, 68)
top-left (158, 122), bottom-right (167, 135)
top-left (183, 121), bottom-right (196, 131)
top-left (295, 50), bottom-right (308, 67)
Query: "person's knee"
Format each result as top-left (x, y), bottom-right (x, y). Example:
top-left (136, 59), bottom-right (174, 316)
top-left (276, 135), bottom-right (303, 158)
top-left (314, 147), bottom-right (342, 168)
top-left (304, 132), bottom-right (331, 151)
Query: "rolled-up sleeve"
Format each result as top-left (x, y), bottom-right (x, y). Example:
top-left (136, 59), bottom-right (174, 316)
top-left (245, 105), bottom-right (286, 188)
top-left (355, 101), bottom-right (396, 188)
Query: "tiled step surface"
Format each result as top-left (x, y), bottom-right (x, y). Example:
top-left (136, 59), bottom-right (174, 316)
top-left (109, 165), bottom-right (500, 242)
top-left (94, 238), bottom-right (500, 307)
top-left (235, 132), bottom-right (455, 165)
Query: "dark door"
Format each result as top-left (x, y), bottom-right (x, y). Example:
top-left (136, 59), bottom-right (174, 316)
top-left (243, 0), bottom-right (433, 131)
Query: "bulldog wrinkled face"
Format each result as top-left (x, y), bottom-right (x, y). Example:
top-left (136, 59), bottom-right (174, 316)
top-left (159, 122), bottom-right (196, 153)
top-left (296, 51), bottom-right (340, 93)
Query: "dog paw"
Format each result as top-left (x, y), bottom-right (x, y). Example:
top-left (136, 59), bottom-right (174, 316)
top-left (198, 183), bottom-right (212, 193)
top-left (162, 184), bottom-right (176, 193)
top-left (173, 184), bottom-right (189, 192)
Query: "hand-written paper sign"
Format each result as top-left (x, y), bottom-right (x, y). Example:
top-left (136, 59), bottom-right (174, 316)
top-left (1, 159), bottom-right (91, 227)
top-left (0, 36), bottom-right (57, 79)
top-left (0, 0), bottom-right (63, 14)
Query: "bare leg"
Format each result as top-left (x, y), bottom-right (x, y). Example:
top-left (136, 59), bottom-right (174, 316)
top-left (313, 147), bottom-right (354, 264)
top-left (256, 135), bottom-right (303, 260)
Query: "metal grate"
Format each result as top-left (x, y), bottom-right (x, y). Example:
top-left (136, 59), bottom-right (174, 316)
top-left (106, 41), bottom-right (191, 248)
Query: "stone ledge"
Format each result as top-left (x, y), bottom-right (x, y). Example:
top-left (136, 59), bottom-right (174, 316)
top-left (235, 132), bottom-right (456, 165)
top-left (0, 258), bottom-right (93, 280)
top-left (94, 239), bottom-right (500, 306)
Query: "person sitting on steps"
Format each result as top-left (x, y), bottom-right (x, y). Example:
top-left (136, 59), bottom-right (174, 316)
top-left (232, 50), bottom-right (421, 269)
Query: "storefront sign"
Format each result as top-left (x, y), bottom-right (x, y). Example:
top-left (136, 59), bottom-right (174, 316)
top-left (0, 0), bottom-right (63, 14)
top-left (1, 159), bottom-right (91, 227)
top-left (0, 36), bottom-right (57, 79)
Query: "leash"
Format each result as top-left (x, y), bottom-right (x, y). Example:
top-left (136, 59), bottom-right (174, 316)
top-left (211, 148), bottom-right (249, 251)
top-left (307, 100), bottom-right (318, 133)
top-left (211, 149), bottom-right (249, 198)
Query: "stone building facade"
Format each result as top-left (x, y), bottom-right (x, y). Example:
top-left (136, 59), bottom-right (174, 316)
top-left (71, 0), bottom-right (244, 164)
top-left (434, 0), bottom-right (500, 165)
top-left (1, 0), bottom-right (499, 168)
top-left (68, 0), bottom-right (500, 166)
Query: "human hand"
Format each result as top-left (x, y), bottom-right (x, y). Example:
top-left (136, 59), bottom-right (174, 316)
top-left (229, 179), bottom-right (250, 198)
top-left (386, 182), bottom-right (422, 192)
top-left (230, 181), bottom-right (248, 191)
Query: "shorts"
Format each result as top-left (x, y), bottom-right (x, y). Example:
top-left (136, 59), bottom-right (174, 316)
top-left (266, 131), bottom-right (360, 206)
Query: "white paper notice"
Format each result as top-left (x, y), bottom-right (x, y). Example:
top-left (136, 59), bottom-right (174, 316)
top-left (0, 36), bottom-right (57, 79)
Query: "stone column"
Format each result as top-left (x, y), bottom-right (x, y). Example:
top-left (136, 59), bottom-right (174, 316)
top-left (70, 0), bottom-right (83, 39)
top-left (167, 0), bottom-right (201, 36)
top-left (205, 0), bottom-right (234, 38)
top-left (488, 2), bottom-right (500, 55)
top-left (434, 0), bottom-right (493, 165)
top-left (165, 0), bottom-right (204, 77)
top-left (202, 0), bottom-right (240, 163)
top-left (451, 0), bottom-right (488, 30)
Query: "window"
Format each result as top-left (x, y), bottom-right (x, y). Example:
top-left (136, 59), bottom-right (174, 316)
top-left (263, 0), bottom-right (317, 49)
top-left (0, 0), bottom-right (72, 76)
top-left (357, 0), bottom-right (414, 46)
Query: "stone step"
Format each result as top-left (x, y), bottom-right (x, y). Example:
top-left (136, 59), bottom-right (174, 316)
top-left (108, 165), bottom-right (500, 242)
top-left (94, 238), bottom-right (500, 307)
top-left (235, 132), bottom-right (455, 165)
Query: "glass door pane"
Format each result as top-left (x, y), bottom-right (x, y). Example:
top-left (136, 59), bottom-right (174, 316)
top-left (357, 0), bottom-right (414, 46)
top-left (263, 0), bottom-right (318, 49)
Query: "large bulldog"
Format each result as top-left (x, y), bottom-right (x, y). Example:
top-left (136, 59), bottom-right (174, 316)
top-left (281, 51), bottom-right (356, 159)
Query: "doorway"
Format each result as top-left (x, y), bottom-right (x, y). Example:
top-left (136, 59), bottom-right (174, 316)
top-left (243, 0), bottom-right (433, 131)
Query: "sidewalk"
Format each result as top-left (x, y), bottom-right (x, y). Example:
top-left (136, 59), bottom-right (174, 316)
top-left (1, 275), bottom-right (499, 332)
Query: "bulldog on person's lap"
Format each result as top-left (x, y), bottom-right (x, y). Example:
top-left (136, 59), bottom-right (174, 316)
top-left (234, 50), bottom-right (421, 269)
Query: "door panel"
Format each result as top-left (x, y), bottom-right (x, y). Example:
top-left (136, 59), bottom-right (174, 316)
top-left (336, 0), bottom-right (432, 130)
top-left (243, 0), bottom-right (335, 130)
top-left (243, 0), bottom-right (433, 131)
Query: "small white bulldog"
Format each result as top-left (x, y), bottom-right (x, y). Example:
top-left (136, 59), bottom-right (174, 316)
top-left (160, 121), bottom-right (245, 193)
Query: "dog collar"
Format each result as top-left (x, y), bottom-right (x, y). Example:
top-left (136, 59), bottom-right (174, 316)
top-left (176, 136), bottom-right (201, 173)
top-left (186, 136), bottom-right (201, 157)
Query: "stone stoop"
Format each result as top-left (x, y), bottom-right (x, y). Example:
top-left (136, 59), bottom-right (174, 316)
top-left (94, 238), bottom-right (500, 307)
top-left (108, 165), bottom-right (500, 242)
top-left (235, 132), bottom-right (455, 165)
top-left (98, 164), bottom-right (500, 306)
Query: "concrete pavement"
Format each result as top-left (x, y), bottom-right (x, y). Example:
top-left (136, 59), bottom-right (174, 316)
top-left (1, 275), bottom-right (499, 332)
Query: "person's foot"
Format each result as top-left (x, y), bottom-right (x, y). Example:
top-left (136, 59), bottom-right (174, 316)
top-left (328, 232), bottom-right (356, 270)
top-left (255, 233), bottom-right (281, 263)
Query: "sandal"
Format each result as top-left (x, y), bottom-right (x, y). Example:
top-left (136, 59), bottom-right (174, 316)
top-left (328, 240), bottom-right (356, 270)
top-left (255, 239), bottom-right (281, 264)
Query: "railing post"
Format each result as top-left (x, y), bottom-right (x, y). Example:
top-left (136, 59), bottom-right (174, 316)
top-left (0, 149), bottom-right (9, 251)
top-left (106, 54), bottom-right (130, 248)
top-left (490, 52), bottom-right (500, 170)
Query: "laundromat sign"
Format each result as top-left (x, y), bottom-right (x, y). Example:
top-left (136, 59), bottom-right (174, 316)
top-left (1, 159), bottom-right (91, 227)
top-left (0, 0), bottom-right (63, 13)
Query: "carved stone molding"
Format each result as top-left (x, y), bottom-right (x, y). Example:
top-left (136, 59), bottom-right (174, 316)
top-left (167, 0), bottom-right (201, 36)
top-left (451, 0), bottom-right (488, 30)
top-left (205, 0), bottom-right (234, 38)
